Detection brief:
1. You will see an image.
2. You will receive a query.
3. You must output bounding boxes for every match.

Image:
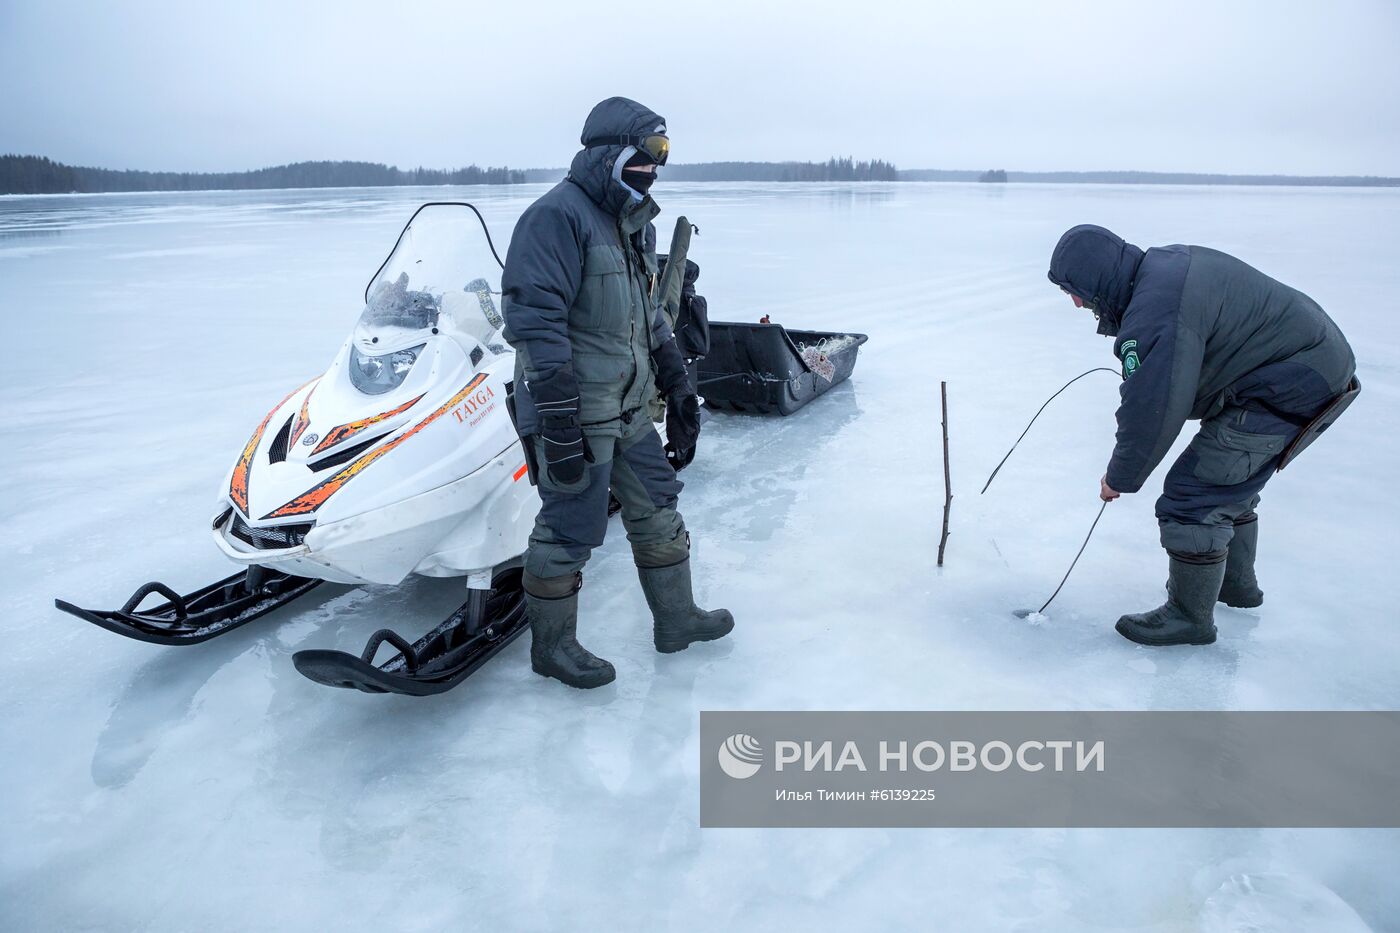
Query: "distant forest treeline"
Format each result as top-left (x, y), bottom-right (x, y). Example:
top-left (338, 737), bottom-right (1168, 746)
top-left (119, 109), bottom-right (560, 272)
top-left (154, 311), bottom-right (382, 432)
top-left (2, 154), bottom-right (900, 193)
top-left (903, 168), bottom-right (1400, 187)
top-left (663, 157), bottom-right (900, 182)
top-left (518, 157), bottom-right (901, 184)
top-left (0, 155), bottom-right (526, 194)
top-left (5, 153), bottom-right (1395, 194)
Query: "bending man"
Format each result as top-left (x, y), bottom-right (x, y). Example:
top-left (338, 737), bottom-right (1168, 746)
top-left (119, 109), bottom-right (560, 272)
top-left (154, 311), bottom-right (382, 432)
top-left (1048, 224), bottom-right (1356, 646)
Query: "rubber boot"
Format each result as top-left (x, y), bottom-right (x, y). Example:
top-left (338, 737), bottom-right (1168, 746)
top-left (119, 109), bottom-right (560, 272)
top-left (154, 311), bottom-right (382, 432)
top-left (1217, 515), bottom-right (1263, 608)
top-left (1116, 551), bottom-right (1226, 646)
top-left (524, 573), bottom-right (615, 689)
top-left (637, 558), bottom-right (734, 653)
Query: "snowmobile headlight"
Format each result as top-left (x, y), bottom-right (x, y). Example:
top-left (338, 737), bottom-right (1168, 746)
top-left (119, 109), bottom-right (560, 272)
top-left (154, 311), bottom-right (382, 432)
top-left (349, 343), bottom-right (424, 396)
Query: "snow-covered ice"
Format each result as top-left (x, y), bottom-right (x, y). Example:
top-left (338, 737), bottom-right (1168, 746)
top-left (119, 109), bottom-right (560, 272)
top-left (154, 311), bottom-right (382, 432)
top-left (2, 182), bottom-right (1397, 930)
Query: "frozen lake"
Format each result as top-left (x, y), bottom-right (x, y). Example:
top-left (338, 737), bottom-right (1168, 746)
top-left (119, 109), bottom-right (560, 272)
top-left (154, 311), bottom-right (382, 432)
top-left (2, 181), bottom-right (1398, 931)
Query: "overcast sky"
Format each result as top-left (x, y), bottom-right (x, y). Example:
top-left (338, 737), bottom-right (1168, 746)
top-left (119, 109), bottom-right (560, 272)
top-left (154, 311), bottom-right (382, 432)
top-left (3, 0), bottom-right (1398, 176)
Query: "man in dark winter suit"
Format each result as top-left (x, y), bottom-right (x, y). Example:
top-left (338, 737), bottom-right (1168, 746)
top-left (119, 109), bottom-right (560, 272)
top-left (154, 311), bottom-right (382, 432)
top-left (501, 97), bottom-right (733, 688)
top-left (1048, 224), bottom-right (1357, 646)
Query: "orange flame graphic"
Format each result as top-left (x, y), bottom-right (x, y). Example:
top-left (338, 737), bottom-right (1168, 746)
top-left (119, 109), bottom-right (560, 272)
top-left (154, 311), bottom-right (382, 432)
top-left (262, 375), bottom-right (488, 520)
top-left (229, 379), bottom-right (314, 515)
top-left (311, 393), bottom-right (425, 455)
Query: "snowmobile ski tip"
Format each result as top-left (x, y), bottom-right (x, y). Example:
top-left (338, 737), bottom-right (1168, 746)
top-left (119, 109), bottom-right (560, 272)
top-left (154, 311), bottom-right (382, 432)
top-left (55, 567), bottom-right (322, 645)
top-left (292, 568), bottom-right (528, 696)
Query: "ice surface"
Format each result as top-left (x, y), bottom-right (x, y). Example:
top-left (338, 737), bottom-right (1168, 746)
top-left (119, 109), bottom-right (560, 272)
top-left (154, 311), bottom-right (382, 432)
top-left (2, 183), bottom-right (1398, 930)
top-left (1200, 873), bottom-right (1372, 932)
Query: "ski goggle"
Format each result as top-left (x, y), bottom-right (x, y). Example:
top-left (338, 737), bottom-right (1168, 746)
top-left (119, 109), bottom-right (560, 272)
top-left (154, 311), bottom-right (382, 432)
top-left (583, 133), bottom-right (669, 165)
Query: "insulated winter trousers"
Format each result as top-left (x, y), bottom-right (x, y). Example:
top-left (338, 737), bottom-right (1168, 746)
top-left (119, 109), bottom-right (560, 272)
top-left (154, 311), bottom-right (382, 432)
top-left (524, 417), bottom-right (687, 579)
top-left (1156, 392), bottom-right (1331, 555)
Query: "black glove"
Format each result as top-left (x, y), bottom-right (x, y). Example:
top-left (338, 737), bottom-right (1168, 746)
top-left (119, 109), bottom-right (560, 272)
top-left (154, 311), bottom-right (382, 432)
top-left (652, 337), bottom-right (701, 467)
top-left (529, 366), bottom-right (589, 486)
top-left (665, 393), bottom-right (702, 469)
top-left (651, 336), bottom-right (691, 397)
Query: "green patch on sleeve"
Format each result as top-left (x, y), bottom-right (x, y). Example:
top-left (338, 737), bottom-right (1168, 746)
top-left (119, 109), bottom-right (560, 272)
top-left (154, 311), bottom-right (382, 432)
top-left (1119, 339), bottom-right (1140, 378)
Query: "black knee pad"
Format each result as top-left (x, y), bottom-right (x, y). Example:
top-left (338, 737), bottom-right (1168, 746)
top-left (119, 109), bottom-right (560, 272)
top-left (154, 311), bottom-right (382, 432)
top-left (1167, 548), bottom-right (1228, 566)
top-left (633, 531), bottom-right (691, 569)
top-left (523, 571), bottom-right (583, 600)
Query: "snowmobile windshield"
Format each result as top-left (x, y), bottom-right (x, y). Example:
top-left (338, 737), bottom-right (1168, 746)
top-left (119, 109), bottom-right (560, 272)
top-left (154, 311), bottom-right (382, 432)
top-left (362, 203), bottom-right (507, 350)
top-left (361, 275), bottom-right (440, 331)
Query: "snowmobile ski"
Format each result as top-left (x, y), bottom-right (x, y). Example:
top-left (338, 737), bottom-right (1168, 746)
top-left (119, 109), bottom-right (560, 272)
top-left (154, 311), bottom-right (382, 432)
top-left (292, 568), bottom-right (527, 696)
top-left (55, 566), bottom-right (322, 646)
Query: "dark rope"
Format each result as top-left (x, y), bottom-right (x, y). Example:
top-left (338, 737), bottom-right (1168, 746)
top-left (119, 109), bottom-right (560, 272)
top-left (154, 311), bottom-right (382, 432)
top-left (980, 367), bottom-right (1119, 495)
top-left (1033, 499), bottom-right (1109, 615)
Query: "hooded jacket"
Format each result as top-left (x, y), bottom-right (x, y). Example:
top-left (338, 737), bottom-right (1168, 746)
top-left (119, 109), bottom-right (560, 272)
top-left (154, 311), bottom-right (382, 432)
top-left (501, 97), bottom-right (675, 436)
top-left (1048, 225), bottom-right (1356, 493)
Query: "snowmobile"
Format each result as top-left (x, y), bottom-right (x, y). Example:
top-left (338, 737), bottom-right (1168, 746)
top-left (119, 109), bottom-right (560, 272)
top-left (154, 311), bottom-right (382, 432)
top-left (55, 201), bottom-right (700, 696)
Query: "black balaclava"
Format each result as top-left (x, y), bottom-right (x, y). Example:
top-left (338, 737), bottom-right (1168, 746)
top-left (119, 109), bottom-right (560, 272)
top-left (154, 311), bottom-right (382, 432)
top-left (621, 150), bottom-right (657, 196)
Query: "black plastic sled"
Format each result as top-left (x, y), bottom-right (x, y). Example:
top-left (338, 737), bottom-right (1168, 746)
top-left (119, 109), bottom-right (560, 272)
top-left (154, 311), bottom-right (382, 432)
top-left (292, 567), bottom-right (528, 696)
top-left (697, 322), bottom-right (868, 415)
top-left (55, 567), bottom-right (322, 646)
